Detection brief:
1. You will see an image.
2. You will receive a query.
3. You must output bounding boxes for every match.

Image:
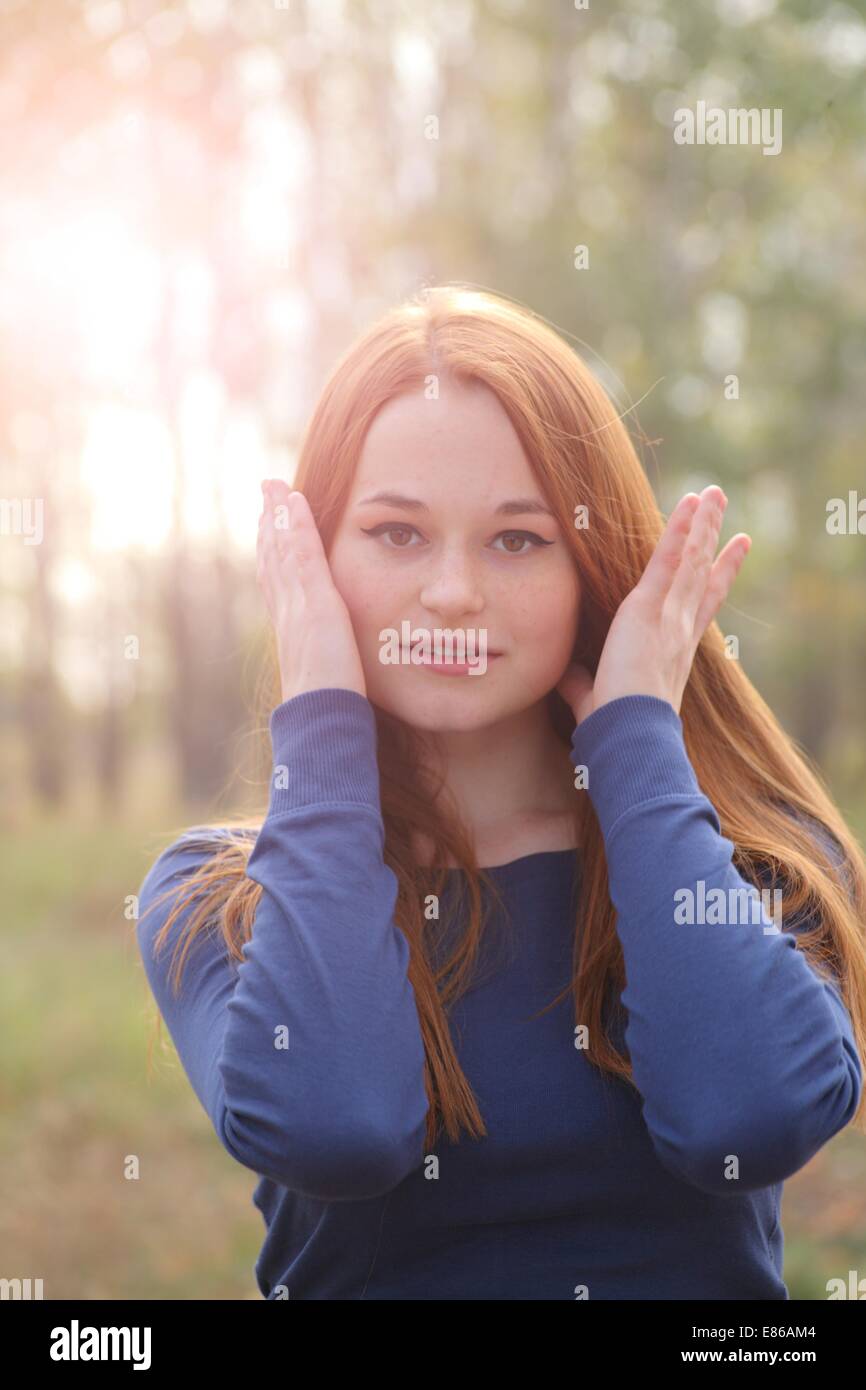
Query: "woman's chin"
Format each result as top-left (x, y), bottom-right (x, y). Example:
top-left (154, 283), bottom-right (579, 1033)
top-left (367, 683), bottom-right (532, 735)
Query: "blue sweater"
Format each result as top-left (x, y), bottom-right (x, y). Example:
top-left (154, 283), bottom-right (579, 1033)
top-left (136, 688), bottom-right (861, 1299)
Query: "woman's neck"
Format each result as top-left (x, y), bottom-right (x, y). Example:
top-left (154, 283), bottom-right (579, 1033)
top-left (411, 701), bottom-right (580, 866)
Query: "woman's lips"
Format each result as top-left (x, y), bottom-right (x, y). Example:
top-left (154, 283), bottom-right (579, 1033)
top-left (397, 640), bottom-right (503, 673)
top-left (419, 653), bottom-right (502, 674)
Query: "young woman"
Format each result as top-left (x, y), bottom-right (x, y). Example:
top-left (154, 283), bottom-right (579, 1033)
top-left (136, 284), bottom-right (866, 1301)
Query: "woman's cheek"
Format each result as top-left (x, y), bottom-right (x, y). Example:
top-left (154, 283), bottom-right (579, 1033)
top-left (518, 589), bottom-right (579, 660)
top-left (329, 546), bottom-right (377, 621)
top-left (344, 577), bottom-right (395, 660)
top-left (507, 577), bottom-right (570, 632)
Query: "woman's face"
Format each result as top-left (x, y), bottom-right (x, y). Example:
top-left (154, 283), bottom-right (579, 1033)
top-left (326, 378), bottom-right (581, 733)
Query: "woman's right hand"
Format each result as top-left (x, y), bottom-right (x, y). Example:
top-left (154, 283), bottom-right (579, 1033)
top-left (256, 479), bottom-right (367, 704)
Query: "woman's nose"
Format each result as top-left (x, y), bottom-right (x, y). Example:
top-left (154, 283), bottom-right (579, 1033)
top-left (418, 552), bottom-right (485, 616)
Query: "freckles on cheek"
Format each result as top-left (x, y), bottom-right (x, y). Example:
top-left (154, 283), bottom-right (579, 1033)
top-left (510, 585), bottom-right (578, 647)
top-left (506, 580), bottom-right (560, 629)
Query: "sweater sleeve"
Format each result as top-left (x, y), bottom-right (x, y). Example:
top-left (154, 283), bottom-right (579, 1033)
top-left (136, 687), bottom-right (429, 1202)
top-left (570, 693), bottom-right (863, 1197)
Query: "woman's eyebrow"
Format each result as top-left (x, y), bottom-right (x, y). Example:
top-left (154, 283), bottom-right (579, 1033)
top-left (356, 491), bottom-right (556, 518)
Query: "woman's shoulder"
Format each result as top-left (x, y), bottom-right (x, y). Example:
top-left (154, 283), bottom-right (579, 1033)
top-left (146, 824), bottom-right (257, 870)
top-left (137, 825), bottom-right (257, 939)
top-left (139, 825), bottom-right (230, 884)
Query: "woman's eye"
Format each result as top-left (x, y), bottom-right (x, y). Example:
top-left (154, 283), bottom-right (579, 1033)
top-left (493, 531), bottom-right (550, 554)
top-left (361, 523), bottom-right (421, 548)
top-left (360, 524), bottom-right (552, 554)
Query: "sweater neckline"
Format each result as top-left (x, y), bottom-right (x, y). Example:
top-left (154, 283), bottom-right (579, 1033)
top-left (427, 847), bottom-right (581, 875)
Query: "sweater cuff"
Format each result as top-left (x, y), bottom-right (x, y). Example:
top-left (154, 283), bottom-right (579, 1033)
top-left (570, 694), bottom-right (703, 843)
top-left (264, 687), bottom-right (382, 816)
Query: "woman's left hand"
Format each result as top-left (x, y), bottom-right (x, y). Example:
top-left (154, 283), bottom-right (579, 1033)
top-left (556, 485), bottom-right (751, 726)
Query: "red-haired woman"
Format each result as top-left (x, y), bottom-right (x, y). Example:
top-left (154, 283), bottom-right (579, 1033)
top-left (137, 285), bottom-right (865, 1300)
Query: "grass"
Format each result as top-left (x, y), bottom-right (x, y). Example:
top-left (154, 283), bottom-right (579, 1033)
top-left (1, 792), bottom-right (262, 1300)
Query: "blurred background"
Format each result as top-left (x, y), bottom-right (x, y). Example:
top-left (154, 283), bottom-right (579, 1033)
top-left (2, 0), bottom-right (865, 1299)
